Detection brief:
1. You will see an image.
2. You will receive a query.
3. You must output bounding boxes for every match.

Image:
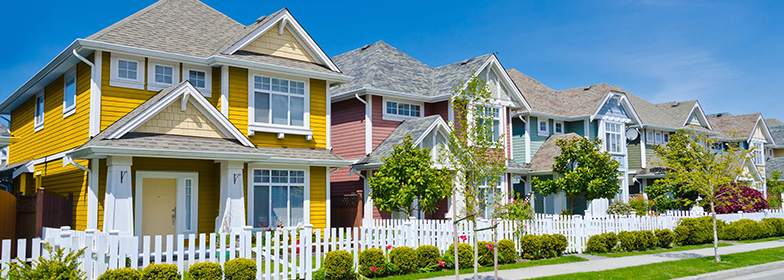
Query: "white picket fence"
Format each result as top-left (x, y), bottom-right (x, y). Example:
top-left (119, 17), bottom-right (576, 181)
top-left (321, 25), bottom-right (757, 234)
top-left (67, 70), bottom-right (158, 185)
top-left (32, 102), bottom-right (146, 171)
top-left (3, 209), bottom-right (784, 280)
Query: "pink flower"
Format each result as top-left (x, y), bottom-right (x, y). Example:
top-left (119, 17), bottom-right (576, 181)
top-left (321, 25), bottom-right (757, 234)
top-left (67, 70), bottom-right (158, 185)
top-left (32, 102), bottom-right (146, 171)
top-left (460, 235), bottom-right (467, 241)
top-left (512, 199), bottom-right (516, 203)
top-left (486, 243), bottom-right (494, 249)
top-left (386, 245), bottom-right (393, 250)
top-left (439, 260), bottom-right (445, 267)
top-left (371, 267), bottom-right (377, 272)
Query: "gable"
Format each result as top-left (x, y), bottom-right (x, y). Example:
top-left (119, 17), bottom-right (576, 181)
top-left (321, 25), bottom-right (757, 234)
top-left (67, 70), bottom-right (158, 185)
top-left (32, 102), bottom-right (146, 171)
top-left (134, 100), bottom-right (227, 138)
top-left (597, 96), bottom-right (630, 120)
top-left (241, 22), bottom-right (316, 63)
top-left (687, 111), bottom-right (705, 127)
top-left (480, 67), bottom-right (513, 102)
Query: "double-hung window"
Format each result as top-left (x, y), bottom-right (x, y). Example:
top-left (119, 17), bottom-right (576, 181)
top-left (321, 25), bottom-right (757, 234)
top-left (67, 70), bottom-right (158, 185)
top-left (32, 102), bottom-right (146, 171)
top-left (34, 91), bottom-right (44, 131)
top-left (538, 118), bottom-right (549, 136)
top-left (752, 140), bottom-right (765, 165)
top-left (63, 67), bottom-right (76, 117)
top-left (252, 169), bottom-right (305, 228)
top-left (554, 122), bottom-right (564, 134)
top-left (479, 177), bottom-right (504, 219)
top-left (605, 122), bottom-right (623, 154)
top-left (385, 101), bottom-right (421, 118)
top-left (478, 106), bottom-right (501, 143)
top-left (253, 76), bottom-right (306, 127)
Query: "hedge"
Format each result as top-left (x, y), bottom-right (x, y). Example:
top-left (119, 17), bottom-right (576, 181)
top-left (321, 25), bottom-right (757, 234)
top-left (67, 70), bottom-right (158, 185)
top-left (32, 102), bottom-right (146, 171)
top-left (98, 268), bottom-right (141, 280)
top-left (188, 262), bottom-right (222, 280)
top-left (415, 245), bottom-right (441, 269)
top-left (655, 229), bottom-right (675, 248)
top-left (224, 258), bottom-right (255, 280)
top-left (141, 264), bottom-right (180, 280)
top-left (359, 248), bottom-right (386, 277)
top-left (444, 243), bottom-right (474, 268)
top-left (325, 251), bottom-right (354, 280)
top-left (518, 234), bottom-right (568, 259)
top-left (498, 239), bottom-right (517, 264)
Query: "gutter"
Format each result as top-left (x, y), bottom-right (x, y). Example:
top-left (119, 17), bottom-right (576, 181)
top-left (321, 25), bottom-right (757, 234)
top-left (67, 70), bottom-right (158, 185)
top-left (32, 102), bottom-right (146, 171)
top-left (68, 146), bottom-right (274, 162)
top-left (630, 124), bottom-right (719, 136)
top-left (513, 111), bottom-right (591, 122)
top-left (332, 87), bottom-right (450, 103)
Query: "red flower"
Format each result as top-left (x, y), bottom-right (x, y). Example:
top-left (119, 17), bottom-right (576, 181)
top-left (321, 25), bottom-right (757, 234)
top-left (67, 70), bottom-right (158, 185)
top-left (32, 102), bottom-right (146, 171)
top-left (460, 235), bottom-right (467, 241)
top-left (371, 267), bottom-right (377, 272)
top-left (296, 241), bottom-right (300, 254)
top-left (439, 260), bottom-right (445, 267)
top-left (386, 245), bottom-right (393, 250)
top-left (486, 243), bottom-right (494, 249)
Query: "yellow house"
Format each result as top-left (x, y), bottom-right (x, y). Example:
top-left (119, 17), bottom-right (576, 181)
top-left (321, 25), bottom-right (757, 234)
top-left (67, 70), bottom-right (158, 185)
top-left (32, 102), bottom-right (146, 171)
top-left (0, 0), bottom-right (352, 236)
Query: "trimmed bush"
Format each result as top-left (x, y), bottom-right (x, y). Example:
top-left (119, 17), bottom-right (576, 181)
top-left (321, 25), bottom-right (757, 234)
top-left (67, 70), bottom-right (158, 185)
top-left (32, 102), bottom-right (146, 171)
top-left (674, 216), bottom-right (723, 246)
top-left (389, 246), bottom-right (417, 274)
top-left (98, 268), bottom-right (141, 280)
top-left (618, 231), bottom-right (639, 252)
top-left (415, 245), bottom-right (440, 269)
top-left (313, 268), bottom-right (326, 280)
top-left (141, 264), bottom-right (180, 280)
top-left (359, 248), bottom-right (386, 277)
top-left (447, 243), bottom-right (474, 268)
top-left (477, 241), bottom-right (494, 266)
top-left (188, 262), bottom-right (222, 280)
top-left (603, 232), bottom-right (618, 252)
top-left (498, 239), bottom-right (517, 264)
top-left (655, 229), bottom-right (675, 248)
top-left (586, 235), bottom-right (607, 253)
top-left (325, 251), bottom-right (353, 280)
top-left (762, 218), bottom-right (784, 236)
top-left (538, 234), bottom-right (568, 258)
top-left (8, 245), bottom-right (87, 280)
top-left (715, 185), bottom-right (770, 214)
top-left (551, 234), bottom-right (568, 256)
top-left (519, 234), bottom-right (540, 259)
top-left (759, 220), bottom-right (778, 238)
top-left (224, 258), bottom-right (255, 280)
top-left (638, 230), bottom-right (657, 250)
top-left (607, 200), bottom-right (633, 215)
top-left (724, 219), bottom-right (763, 240)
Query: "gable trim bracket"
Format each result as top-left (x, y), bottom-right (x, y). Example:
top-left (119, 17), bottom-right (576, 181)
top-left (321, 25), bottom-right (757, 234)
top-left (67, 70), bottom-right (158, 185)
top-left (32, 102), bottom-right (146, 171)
top-left (589, 91), bottom-right (642, 126)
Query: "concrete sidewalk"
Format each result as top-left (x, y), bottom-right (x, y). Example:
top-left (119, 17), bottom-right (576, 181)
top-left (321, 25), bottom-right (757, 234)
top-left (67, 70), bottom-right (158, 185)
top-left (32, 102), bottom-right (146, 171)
top-left (426, 239), bottom-right (784, 280)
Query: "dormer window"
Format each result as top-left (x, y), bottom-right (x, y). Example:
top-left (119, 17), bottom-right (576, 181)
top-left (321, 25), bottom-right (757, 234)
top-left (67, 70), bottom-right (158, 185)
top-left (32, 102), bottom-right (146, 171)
top-left (537, 118), bottom-right (549, 136)
top-left (117, 60), bottom-right (138, 80)
top-left (147, 59), bottom-right (180, 91)
top-left (554, 121), bottom-right (564, 134)
top-left (184, 65), bottom-right (212, 97)
top-left (110, 54), bottom-right (145, 89)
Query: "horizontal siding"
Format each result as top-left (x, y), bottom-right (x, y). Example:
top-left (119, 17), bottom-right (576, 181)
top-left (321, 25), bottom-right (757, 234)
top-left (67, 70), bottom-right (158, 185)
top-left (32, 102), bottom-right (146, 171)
top-left (331, 98), bottom-right (366, 160)
top-left (529, 117), bottom-right (548, 157)
top-left (512, 117), bottom-right (527, 161)
top-left (565, 120), bottom-right (584, 136)
top-left (371, 95), bottom-right (401, 149)
top-left (424, 101), bottom-right (449, 121)
top-left (310, 166), bottom-right (326, 228)
top-left (10, 55), bottom-right (92, 164)
top-left (36, 159), bottom-right (89, 230)
top-left (101, 52), bottom-right (157, 129)
top-left (628, 140), bottom-right (642, 170)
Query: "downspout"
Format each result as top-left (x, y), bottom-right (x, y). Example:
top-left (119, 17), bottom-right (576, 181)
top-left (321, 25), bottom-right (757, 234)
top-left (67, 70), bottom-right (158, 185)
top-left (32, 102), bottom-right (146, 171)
top-left (72, 49), bottom-right (100, 137)
top-left (354, 94), bottom-right (367, 105)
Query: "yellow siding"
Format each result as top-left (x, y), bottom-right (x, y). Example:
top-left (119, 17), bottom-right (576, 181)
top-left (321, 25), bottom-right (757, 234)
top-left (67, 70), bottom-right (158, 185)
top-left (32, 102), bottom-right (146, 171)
top-left (35, 159), bottom-right (90, 230)
top-left (228, 67), bottom-right (249, 135)
top-left (241, 23), bottom-right (316, 63)
top-left (100, 52), bottom-right (157, 130)
top-left (134, 101), bottom-right (226, 138)
top-left (9, 56), bottom-right (92, 164)
top-left (131, 158), bottom-right (220, 234)
top-left (210, 67), bottom-right (221, 109)
top-left (775, 149), bottom-right (784, 158)
top-left (310, 166), bottom-right (326, 228)
top-left (753, 125), bottom-right (765, 139)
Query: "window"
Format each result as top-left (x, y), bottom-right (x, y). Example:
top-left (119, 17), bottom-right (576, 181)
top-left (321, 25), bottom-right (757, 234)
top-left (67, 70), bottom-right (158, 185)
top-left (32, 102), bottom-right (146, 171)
top-left (605, 122), bottom-right (623, 154)
top-left (184, 179), bottom-right (193, 232)
top-left (188, 70), bottom-right (206, 88)
top-left (110, 55), bottom-right (145, 89)
top-left (34, 91), bottom-right (44, 130)
top-left (385, 101), bottom-right (421, 118)
top-left (154, 65), bottom-right (173, 85)
top-left (184, 66), bottom-right (212, 97)
top-left (655, 132), bottom-right (662, 144)
top-left (538, 118), bottom-right (549, 136)
top-left (117, 60), bottom-right (138, 80)
top-left (711, 142), bottom-right (723, 153)
top-left (663, 133), bottom-right (670, 143)
top-left (252, 76), bottom-right (306, 127)
top-left (479, 177), bottom-right (504, 219)
top-left (147, 61), bottom-right (179, 91)
top-left (646, 131), bottom-right (654, 143)
top-left (63, 67), bottom-right (76, 117)
top-left (554, 122), bottom-right (564, 134)
top-left (252, 169), bottom-right (305, 228)
top-left (752, 141), bottom-right (765, 165)
top-left (478, 106), bottom-right (501, 142)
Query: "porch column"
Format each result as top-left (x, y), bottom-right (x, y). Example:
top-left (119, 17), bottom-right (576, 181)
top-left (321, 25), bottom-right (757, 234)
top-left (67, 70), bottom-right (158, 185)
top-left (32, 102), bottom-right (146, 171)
top-left (363, 170), bottom-right (374, 224)
top-left (86, 159), bottom-right (100, 230)
top-left (217, 161), bottom-right (245, 233)
top-left (103, 156), bottom-right (133, 235)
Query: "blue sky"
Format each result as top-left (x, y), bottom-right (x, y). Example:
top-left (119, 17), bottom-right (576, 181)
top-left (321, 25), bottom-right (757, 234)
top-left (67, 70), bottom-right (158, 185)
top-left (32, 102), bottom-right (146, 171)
top-left (1, 0), bottom-right (782, 120)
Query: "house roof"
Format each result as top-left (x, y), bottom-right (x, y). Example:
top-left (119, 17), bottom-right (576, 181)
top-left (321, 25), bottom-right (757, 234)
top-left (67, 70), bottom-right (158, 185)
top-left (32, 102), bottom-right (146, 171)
top-left (526, 133), bottom-right (581, 173)
top-left (770, 125), bottom-right (784, 145)
top-left (767, 119), bottom-right (784, 127)
top-left (707, 113), bottom-right (763, 141)
top-left (354, 115), bottom-right (446, 167)
top-left (331, 41), bottom-right (492, 98)
top-left (767, 157), bottom-right (784, 179)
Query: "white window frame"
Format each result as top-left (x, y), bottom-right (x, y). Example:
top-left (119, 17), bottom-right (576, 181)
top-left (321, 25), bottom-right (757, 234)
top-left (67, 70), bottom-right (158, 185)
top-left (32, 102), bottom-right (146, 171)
top-left (34, 90), bottom-right (45, 132)
top-left (554, 121), bottom-right (564, 135)
top-left (646, 131), bottom-right (654, 144)
top-left (537, 118), bottom-right (549, 136)
top-left (663, 133), bottom-right (670, 143)
top-left (655, 132), bottom-right (662, 144)
top-left (247, 165), bottom-right (310, 229)
top-left (479, 176), bottom-right (506, 219)
top-left (133, 171), bottom-right (199, 237)
top-left (382, 97), bottom-right (423, 121)
top-left (477, 105), bottom-right (503, 144)
top-left (183, 65), bottom-right (212, 97)
top-left (711, 142), bottom-right (723, 153)
top-left (147, 59), bottom-right (180, 91)
top-left (110, 54), bottom-right (145, 90)
top-left (248, 72), bottom-right (312, 136)
top-left (604, 121), bottom-right (624, 155)
top-left (751, 139), bottom-right (765, 166)
top-left (62, 66), bottom-right (77, 118)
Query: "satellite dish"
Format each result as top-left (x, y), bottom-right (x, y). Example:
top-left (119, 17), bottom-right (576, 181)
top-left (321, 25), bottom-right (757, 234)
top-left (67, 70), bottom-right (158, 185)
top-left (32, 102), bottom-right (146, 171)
top-left (626, 128), bottom-right (639, 141)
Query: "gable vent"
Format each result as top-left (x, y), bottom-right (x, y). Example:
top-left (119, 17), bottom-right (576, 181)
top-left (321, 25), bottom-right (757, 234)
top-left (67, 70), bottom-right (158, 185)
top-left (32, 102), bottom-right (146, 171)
top-left (461, 58), bottom-right (473, 65)
top-left (671, 101), bottom-right (679, 107)
top-left (255, 15), bottom-right (267, 23)
top-left (583, 85), bottom-right (591, 90)
top-left (361, 45), bottom-right (371, 51)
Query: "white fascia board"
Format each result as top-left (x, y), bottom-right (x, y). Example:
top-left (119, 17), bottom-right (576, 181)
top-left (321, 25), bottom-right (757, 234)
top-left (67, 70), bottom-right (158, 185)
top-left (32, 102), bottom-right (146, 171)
top-left (68, 146), bottom-right (273, 162)
top-left (208, 56), bottom-right (351, 83)
top-left (412, 117), bottom-right (452, 145)
top-left (756, 116), bottom-right (776, 145)
top-left (330, 88), bottom-right (446, 103)
top-left (352, 163), bottom-right (382, 171)
top-left (79, 39), bottom-right (206, 65)
top-left (633, 124), bottom-right (719, 136)
top-left (683, 101), bottom-right (714, 131)
top-left (515, 111), bottom-right (590, 122)
top-left (256, 157), bottom-right (354, 167)
top-left (589, 92), bottom-right (643, 125)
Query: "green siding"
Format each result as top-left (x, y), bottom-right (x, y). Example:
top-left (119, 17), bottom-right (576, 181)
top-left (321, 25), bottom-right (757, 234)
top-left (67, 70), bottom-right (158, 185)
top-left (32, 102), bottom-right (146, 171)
top-left (646, 145), bottom-right (655, 165)
top-left (628, 138), bottom-right (642, 170)
top-left (512, 117), bottom-right (527, 161)
top-left (564, 120), bottom-right (585, 136)
top-left (590, 121), bottom-right (599, 138)
top-left (530, 116), bottom-right (549, 157)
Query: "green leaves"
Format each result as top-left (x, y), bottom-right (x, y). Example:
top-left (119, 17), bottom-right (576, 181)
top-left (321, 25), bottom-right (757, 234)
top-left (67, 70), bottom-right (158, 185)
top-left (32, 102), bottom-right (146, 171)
top-left (368, 135), bottom-right (452, 217)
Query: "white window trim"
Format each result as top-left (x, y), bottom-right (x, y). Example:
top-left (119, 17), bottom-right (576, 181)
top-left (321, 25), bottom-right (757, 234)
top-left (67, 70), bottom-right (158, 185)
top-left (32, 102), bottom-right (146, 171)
top-left (646, 131), bottom-right (654, 144)
top-left (554, 121), bottom-right (564, 135)
top-left (751, 139), bottom-right (766, 166)
top-left (602, 120), bottom-right (625, 155)
top-left (62, 66), bottom-right (77, 118)
top-left (247, 72), bottom-right (311, 136)
top-left (110, 54), bottom-right (145, 90)
top-left (246, 165), bottom-right (310, 229)
top-left (133, 171), bottom-right (199, 237)
top-left (382, 97), bottom-right (423, 121)
top-left (537, 118), bottom-right (549, 136)
top-left (183, 65), bottom-right (212, 97)
top-left (655, 132), bottom-right (663, 145)
top-left (34, 90), bottom-right (45, 132)
top-left (147, 59), bottom-right (180, 92)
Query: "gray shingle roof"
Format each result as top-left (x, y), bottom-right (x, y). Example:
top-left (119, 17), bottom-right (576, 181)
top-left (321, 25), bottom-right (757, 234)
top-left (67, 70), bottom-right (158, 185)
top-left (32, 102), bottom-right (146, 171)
top-left (707, 113), bottom-right (762, 140)
top-left (770, 125), bottom-right (784, 145)
top-left (767, 157), bottom-right (784, 179)
top-left (767, 119), bottom-right (784, 127)
top-left (0, 123), bottom-right (9, 137)
top-left (526, 133), bottom-right (581, 173)
top-left (330, 41), bottom-right (491, 97)
top-left (355, 115), bottom-right (444, 166)
top-left (626, 94), bottom-right (703, 130)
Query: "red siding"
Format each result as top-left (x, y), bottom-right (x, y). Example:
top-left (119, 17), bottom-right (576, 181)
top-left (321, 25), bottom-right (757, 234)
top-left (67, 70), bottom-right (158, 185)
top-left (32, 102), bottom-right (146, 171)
top-left (330, 98), bottom-right (366, 196)
top-left (372, 95), bottom-right (401, 149)
top-left (425, 101), bottom-right (449, 120)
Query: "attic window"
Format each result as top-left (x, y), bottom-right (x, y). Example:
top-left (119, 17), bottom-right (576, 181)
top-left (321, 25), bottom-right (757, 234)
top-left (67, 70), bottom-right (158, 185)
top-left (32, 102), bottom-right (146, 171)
top-left (184, 65), bottom-right (212, 97)
top-left (537, 118), bottom-right (549, 136)
top-left (110, 54), bottom-right (145, 90)
top-left (147, 60), bottom-right (180, 91)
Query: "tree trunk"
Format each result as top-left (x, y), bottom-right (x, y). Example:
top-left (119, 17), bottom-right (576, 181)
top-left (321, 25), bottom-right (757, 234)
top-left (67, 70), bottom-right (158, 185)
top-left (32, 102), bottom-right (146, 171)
top-left (569, 196), bottom-right (575, 215)
top-left (453, 186), bottom-right (459, 280)
top-left (473, 219), bottom-right (478, 280)
top-left (493, 218), bottom-right (498, 280)
top-left (711, 201), bottom-right (721, 262)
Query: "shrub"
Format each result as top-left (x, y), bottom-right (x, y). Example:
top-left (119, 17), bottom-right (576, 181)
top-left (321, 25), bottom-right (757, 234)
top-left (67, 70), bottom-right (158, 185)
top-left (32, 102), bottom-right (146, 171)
top-left (674, 216), bottom-right (723, 246)
top-left (586, 235), bottom-right (607, 253)
top-left (724, 219), bottom-right (762, 240)
top-left (187, 262), bottom-right (222, 280)
top-left (538, 234), bottom-right (568, 258)
top-left (415, 245), bottom-right (440, 269)
top-left (603, 232), bottom-right (618, 252)
top-left (629, 196), bottom-right (655, 215)
top-left (141, 264), bottom-right (180, 280)
top-left (762, 218), bottom-right (784, 236)
top-left (637, 230), bottom-right (657, 250)
top-left (325, 251), bottom-right (354, 280)
top-left (8, 244), bottom-right (87, 280)
top-left (618, 231), bottom-right (639, 251)
top-left (551, 234), bottom-right (568, 257)
top-left (313, 268), bottom-right (326, 280)
top-left (607, 200), bottom-right (633, 216)
top-left (447, 243), bottom-right (474, 268)
top-left (389, 247), bottom-right (417, 274)
top-left (518, 234), bottom-right (540, 259)
top-left (477, 241), bottom-right (494, 266)
top-left (498, 239), bottom-right (517, 264)
top-left (760, 220), bottom-right (777, 238)
top-left (359, 248), bottom-right (386, 277)
top-left (715, 185), bottom-right (770, 214)
top-left (224, 258), bottom-right (255, 280)
top-left (98, 268), bottom-right (141, 280)
top-left (655, 229), bottom-right (675, 248)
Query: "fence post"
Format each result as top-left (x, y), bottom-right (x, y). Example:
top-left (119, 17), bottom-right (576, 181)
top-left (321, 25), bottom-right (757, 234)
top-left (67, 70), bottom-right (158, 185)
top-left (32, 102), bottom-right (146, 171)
top-left (84, 229), bottom-right (96, 279)
top-left (304, 224), bottom-right (313, 280)
top-left (405, 217), bottom-right (415, 247)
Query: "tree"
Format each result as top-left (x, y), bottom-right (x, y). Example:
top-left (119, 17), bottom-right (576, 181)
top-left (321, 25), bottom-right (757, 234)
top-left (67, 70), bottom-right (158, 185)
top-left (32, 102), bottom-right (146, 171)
top-left (368, 135), bottom-right (452, 218)
top-left (531, 136), bottom-right (621, 214)
top-left (439, 70), bottom-right (507, 279)
top-left (767, 171), bottom-right (784, 209)
top-left (653, 130), bottom-right (753, 262)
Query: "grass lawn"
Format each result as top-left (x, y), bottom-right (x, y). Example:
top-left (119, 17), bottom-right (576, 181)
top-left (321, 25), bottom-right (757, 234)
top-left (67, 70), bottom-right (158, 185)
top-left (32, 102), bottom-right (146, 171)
top-left (592, 243), bottom-right (733, 258)
top-left (533, 246), bottom-right (784, 280)
top-left (380, 256), bottom-right (587, 280)
top-left (736, 237), bottom-right (784, 243)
